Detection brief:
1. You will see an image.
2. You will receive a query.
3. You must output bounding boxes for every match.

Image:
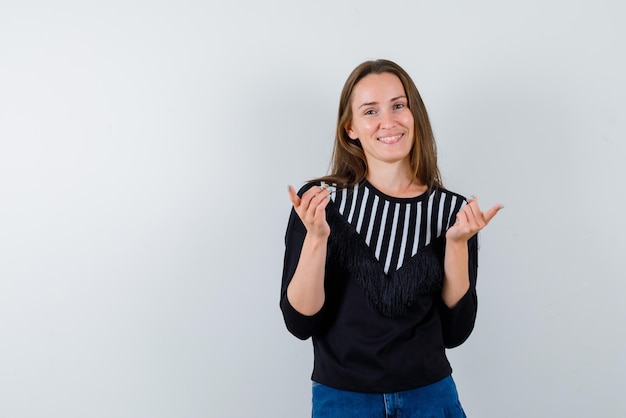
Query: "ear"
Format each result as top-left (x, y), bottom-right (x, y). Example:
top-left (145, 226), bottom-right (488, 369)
top-left (345, 122), bottom-right (358, 140)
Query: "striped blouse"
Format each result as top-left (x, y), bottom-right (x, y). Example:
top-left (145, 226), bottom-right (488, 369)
top-left (330, 182), bottom-right (467, 274)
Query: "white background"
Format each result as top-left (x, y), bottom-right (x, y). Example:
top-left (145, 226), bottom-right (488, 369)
top-left (1, 1), bottom-right (624, 417)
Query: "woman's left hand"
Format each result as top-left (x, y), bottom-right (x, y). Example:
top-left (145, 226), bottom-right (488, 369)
top-left (445, 196), bottom-right (502, 243)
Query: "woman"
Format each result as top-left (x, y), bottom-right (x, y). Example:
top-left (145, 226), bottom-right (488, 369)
top-left (280, 59), bottom-right (501, 417)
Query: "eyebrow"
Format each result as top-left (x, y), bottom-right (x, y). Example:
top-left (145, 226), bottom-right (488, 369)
top-left (358, 95), bottom-right (407, 109)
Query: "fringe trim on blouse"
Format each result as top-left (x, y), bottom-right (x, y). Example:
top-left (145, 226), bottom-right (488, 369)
top-left (326, 205), bottom-right (445, 318)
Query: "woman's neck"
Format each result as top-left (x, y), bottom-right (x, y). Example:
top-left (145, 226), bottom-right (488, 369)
top-left (366, 162), bottom-right (427, 198)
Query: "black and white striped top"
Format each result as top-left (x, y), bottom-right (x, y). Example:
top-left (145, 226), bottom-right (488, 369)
top-left (331, 182), bottom-right (467, 274)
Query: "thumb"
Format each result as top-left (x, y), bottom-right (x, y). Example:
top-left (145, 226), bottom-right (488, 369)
top-left (483, 204), bottom-right (503, 223)
top-left (288, 185), bottom-right (301, 208)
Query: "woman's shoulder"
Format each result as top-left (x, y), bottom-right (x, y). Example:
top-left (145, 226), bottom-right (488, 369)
top-left (434, 186), bottom-right (468, 202)
top-left (295, 181), bottom-right (322, 197)
top-left (296, 179), bottom-right (345, 197)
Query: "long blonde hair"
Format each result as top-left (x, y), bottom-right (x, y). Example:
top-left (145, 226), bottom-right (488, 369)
top-left (314, 59), bottom-right (443, 189)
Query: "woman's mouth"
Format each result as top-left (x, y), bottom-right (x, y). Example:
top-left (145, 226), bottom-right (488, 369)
top-left (377, 133), bottom-right (403, 144)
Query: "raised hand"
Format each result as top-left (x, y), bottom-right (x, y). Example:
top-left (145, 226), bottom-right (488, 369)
top-left (288, 184), bottom-right (333, 238)
top-left (446, 196), bottom-right (502, 242)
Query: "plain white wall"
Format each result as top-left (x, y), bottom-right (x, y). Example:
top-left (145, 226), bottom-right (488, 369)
top-left (1, 0), bottom-right (624, 417)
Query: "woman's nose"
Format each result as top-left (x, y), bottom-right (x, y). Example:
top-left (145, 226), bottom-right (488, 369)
top-left (379, 110), bottom-right (395, 128)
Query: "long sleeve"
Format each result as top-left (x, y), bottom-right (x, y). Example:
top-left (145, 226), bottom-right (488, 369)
top-left (440, 234), bottom-right (479, 348)
top-left (279, 207), bottom-right (326, 340)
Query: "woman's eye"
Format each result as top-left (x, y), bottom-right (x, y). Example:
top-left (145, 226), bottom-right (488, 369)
top-left (364, 109), bottom-right (376, 115)
top-left (394, 103), bottom-right (405, 110)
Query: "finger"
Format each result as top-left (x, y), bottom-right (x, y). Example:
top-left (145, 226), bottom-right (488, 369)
top-left (465, 195), bottom-right (479, 215)
top-left (296, 187), bottom-right (329, 224)
top-left (466, 196), bottom-right (493, 227)
top-left (454, 209), bottom-right (468, 226)
top-left (461, 200), bottom-right (479, 227)
top-left (300, 185), bottom-right (326, 211)
top-left (288, 185), bottom-right (301, 208)
top-left (309, 186), bottom-right (332, 211)
top-left (314, 191), bottom-right (331, 216)
top-left (457, 205), bottom-right (484, 237)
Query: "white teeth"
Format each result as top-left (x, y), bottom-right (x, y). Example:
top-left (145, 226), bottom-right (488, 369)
top-left (378, 134), bottom-right (402, 143)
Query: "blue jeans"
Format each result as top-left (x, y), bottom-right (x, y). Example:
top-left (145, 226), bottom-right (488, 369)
top-left (312, 376), bottom-right (466, 418)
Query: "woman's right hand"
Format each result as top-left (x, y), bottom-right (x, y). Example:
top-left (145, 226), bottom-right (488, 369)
top-left (288, 184), bottom-right (332, 238)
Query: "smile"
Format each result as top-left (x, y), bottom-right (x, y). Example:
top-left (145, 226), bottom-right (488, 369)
top-left (377, 133), bottom-right (403, 144)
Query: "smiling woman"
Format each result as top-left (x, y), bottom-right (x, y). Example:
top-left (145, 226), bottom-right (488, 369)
top-left (281, 59), bottom-right (502, 417)
top-left (346, 72), bottom-right (417, 179)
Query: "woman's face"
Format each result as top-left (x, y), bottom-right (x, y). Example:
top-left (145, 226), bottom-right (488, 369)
top-left (346, 72), bottom-right (415, 169)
